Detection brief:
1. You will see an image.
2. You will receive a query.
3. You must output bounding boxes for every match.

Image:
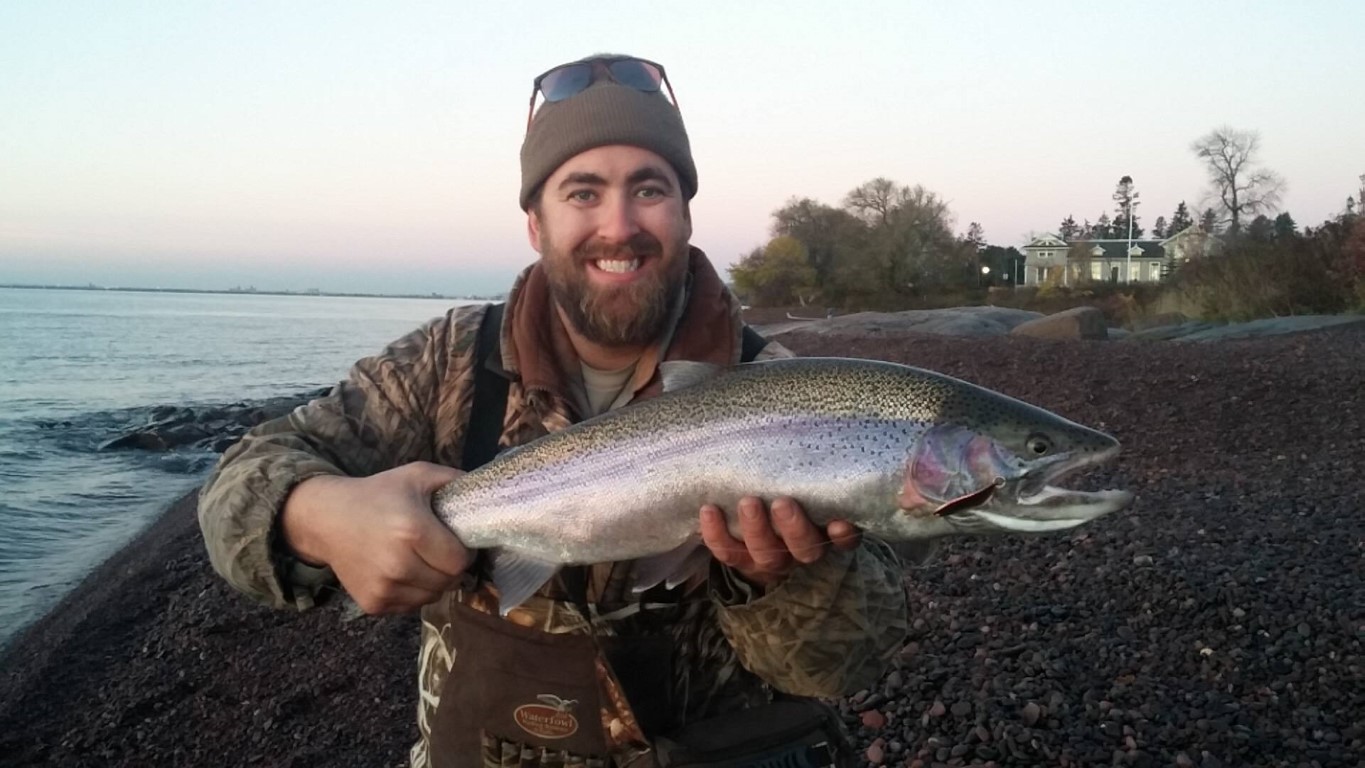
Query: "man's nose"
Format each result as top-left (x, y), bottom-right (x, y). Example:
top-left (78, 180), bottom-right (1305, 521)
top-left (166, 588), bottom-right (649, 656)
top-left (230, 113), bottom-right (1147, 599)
top-left (596, 194), bottom-right (640, 243)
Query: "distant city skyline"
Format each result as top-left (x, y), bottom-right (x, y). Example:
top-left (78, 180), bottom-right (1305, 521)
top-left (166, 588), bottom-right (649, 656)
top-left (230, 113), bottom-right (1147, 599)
top-left (3, 1), bottom-right (1362, 296)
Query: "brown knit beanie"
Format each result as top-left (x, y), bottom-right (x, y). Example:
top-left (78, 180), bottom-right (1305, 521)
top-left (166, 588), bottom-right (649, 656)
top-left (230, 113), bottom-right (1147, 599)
top-left (519, 62), bottom-right (697, 211)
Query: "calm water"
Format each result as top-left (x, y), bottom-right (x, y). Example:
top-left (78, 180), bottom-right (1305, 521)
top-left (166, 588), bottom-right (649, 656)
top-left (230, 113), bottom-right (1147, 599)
top-left (0, 288), bottom-right (474, 649)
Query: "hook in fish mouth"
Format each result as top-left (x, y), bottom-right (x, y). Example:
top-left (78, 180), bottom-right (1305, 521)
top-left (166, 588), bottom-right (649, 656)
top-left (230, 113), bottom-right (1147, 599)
top-left (934, 477), bottom-right (1003, 516)
top-left (934, 447), bottom-right (1133, 533)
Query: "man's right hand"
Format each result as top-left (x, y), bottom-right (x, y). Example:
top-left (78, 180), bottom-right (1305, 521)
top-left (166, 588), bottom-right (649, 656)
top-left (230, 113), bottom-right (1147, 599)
top-left (280, 461), bottom-right (471, 615)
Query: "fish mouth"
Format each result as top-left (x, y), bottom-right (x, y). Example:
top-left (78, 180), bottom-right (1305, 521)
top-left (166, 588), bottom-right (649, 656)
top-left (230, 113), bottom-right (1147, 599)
top-left (939, 444), bottom-right (1132, 533)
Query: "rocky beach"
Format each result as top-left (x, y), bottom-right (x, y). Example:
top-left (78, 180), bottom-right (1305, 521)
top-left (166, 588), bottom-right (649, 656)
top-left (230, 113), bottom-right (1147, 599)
top-left (1, 314), bottom-right (1362, 767)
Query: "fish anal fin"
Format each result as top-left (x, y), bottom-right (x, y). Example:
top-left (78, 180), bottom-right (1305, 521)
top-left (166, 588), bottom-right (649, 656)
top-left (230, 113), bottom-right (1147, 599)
top-left (488, 549), bottom-right (559, 615)
top-left (630, 538), bottom-right (711, 593)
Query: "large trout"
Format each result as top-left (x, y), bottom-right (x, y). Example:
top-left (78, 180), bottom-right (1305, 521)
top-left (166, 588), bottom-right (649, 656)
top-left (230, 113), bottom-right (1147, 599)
top-left (433, 357), bottom-right (1132, 612)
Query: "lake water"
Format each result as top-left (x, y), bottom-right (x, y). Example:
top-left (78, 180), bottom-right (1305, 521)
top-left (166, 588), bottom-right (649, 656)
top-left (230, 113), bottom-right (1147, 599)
top-left (0, 288), bottom-right (473, 649)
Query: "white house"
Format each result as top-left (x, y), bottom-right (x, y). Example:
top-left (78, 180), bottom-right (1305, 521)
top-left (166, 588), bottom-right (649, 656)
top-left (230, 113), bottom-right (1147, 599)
top-left (1020, 226), bottom-right (1215, 286)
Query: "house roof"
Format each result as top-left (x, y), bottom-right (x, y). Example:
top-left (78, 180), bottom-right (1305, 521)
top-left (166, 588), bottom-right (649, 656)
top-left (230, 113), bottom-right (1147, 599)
top-left (1070, 239), bottom-right (1166, 260)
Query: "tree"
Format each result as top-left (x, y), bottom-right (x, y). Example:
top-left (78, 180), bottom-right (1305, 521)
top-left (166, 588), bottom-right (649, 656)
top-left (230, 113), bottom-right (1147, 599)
top-left (980, 245), bottom-right (1025, 286)
top-left (770, 197), bottom-right (864, 286)
top-left (1190, 126), bottom-right (1285, 235)
top-left (1168, 201), bottom-right (1194, 235)
top-left (1152, 216), bottom-right (1167, 239)
top-left (727, 236), bottom-right (818, 307)
top-left (1058, 215), bottom-right (1081, 241)
top-left (1273, 212), bottom-right (1298, 240)
top-left (965, 222), bottom-right (985, 250)
top-left (1094, 213), bottom-right (1114, 240)
top-left (836, 180), bottom-right (970, 297)
top-left (1246, 215), bottom-right (1275, 242)
top-left (842, 177), bottom-right (903, 227)
top-left (1200, 207), bottom-right (1220, 233)
top-left (1111, 175), bottom-right (1143, 239)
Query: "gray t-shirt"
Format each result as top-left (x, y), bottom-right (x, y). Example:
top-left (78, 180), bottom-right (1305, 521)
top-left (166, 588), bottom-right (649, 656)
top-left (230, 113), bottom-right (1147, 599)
top-left (574, 360), bottom-right (638, 418)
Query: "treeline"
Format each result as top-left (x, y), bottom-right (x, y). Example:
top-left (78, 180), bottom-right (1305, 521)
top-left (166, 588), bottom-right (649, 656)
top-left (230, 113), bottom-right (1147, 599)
top-left (1165, 195), bottom-right (1365, 321)
top-left (729, 178), bottom-right (1003, 308)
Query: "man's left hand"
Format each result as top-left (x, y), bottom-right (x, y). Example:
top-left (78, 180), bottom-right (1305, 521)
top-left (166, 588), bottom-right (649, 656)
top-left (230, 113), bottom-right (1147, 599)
top-left (699, 496), bottom-right (861, 589)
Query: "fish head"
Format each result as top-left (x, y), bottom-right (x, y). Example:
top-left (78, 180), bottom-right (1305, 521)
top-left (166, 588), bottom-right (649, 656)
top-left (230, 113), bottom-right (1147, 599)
top-left (888, 395), bottom-right (1132, 539)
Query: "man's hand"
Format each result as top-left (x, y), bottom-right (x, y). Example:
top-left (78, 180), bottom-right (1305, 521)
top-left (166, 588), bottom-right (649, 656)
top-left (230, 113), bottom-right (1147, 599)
top-left (699, 496), bottom-right (860, 589)
top-left (281, 461), bottom-right (472, 614)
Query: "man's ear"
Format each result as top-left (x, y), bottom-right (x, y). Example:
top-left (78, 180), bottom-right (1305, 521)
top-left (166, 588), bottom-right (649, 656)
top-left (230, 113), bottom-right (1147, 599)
top-left (526, 209), bottom-right (543, 254)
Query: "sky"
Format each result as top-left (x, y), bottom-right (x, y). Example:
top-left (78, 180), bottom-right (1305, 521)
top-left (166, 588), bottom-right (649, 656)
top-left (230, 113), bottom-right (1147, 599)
top-left (2, 1), bottom-right (1362, 296)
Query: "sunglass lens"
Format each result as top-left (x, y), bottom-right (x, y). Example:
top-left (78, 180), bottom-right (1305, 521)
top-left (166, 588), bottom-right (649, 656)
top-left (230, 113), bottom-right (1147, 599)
top-left (608, 59), bottom-right (662, 92)
top-left (540, 63), bottom-right (593, 102)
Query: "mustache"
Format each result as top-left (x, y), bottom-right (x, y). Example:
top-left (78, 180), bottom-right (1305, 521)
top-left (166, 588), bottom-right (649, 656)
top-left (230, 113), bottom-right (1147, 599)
top-left (574, 233), bottom-right (663, 262)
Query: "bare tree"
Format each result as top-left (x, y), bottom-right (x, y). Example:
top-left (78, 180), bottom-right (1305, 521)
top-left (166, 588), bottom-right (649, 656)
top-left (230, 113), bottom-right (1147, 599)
top-left (1190, 126), bottom-right (1285, 235)
top-left (842, 178), bottom-right (903, 227)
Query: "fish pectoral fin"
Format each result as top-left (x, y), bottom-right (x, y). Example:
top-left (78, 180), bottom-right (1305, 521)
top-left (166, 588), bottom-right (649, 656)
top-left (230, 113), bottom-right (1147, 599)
top-left (487, 549), bottom-right (560, 615)
top-left (630, 538), bottom-right (711, 593)
top-left (659, 361), bottom-right (724, 393)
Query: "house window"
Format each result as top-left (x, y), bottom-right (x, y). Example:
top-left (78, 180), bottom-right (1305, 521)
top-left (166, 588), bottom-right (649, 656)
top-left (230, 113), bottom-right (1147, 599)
top-left (1129, 263), bottom-right (1141, 282)
top-left (1091, 263), bottom-right (1103, 280)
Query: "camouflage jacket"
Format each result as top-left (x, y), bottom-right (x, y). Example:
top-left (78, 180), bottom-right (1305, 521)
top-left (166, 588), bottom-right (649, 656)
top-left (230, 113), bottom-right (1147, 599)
top-left (198, 249), bottom-right (908, 767)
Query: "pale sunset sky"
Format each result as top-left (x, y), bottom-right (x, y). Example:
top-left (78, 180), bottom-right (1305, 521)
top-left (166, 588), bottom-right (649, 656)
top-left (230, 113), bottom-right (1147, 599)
top-left (2, 1), bottom-right (1361, 296)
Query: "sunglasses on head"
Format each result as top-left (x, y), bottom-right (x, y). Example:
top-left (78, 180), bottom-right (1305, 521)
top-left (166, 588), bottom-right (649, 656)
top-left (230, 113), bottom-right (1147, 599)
top-left (527, 56), bottom-right (679, 130)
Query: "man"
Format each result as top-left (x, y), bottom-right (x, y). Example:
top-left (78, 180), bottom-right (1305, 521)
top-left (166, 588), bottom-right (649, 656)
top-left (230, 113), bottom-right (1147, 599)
top-left (198, 54), bottom-right (908, 767)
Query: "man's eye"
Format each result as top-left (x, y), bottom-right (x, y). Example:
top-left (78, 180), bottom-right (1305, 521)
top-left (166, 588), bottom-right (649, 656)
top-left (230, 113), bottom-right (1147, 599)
top-left (568, 190), bottom-right (596, 203)
top-left (636, 187), bottom-right (665, 199)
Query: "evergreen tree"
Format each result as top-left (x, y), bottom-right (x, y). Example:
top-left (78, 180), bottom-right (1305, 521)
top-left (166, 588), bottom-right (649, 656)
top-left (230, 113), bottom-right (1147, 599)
top-left (1095, 213), bottom-right (1114, 239)
top-left (1111, 175), bottom-right (1143, 239)
top-left (965, 222), bottom-right (986, 250)
top-left (1152, 216), bottom-right (1167, 239)
top-left (1273, 212), bottom-right (1298, 240)
top-left (1058, 215), bottom-right (1080, 241)
top-left (1168, 201), bottom-right (1194, 235)
top-left (1246, 215), bottom-right (1275, 242)
top-left (1200, 208), bottom-right (1219, 233)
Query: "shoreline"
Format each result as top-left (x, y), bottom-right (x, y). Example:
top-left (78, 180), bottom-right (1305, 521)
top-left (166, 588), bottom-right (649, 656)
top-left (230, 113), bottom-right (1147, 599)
top-left (2, 325), bottom-right (1362, 767)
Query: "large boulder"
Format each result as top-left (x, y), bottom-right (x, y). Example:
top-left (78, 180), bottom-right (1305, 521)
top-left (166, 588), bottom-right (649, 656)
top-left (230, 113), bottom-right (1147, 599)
top-left (1010, 306), bottom-right (1110, 340)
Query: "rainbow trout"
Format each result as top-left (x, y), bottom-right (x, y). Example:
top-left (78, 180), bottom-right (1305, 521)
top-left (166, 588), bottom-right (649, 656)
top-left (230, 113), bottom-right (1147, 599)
top-left (432, 357), bottom-right (1132, 612)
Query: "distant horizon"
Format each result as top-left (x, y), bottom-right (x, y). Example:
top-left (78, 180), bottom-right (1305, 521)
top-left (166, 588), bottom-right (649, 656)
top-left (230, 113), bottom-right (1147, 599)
top-left (0, 282), bottom-right (500, 301)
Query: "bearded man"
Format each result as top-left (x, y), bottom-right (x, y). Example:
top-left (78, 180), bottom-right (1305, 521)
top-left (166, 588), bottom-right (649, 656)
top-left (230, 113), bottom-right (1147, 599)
top-left (198, 54), bottom-right (908, 768)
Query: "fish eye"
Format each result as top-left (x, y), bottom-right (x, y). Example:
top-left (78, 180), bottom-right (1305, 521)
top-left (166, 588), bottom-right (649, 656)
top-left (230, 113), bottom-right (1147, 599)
top-left (1025, 433), bottom-right (1053, 455)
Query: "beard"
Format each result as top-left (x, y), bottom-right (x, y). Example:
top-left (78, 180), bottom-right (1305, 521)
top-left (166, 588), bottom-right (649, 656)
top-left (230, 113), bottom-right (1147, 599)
top-left (541, 230), bottom-right (689, 347)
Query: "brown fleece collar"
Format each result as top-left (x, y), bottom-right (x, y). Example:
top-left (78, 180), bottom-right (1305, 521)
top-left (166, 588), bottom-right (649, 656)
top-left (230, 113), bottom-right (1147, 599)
top-left (501, 247), bottom-right (742, 404)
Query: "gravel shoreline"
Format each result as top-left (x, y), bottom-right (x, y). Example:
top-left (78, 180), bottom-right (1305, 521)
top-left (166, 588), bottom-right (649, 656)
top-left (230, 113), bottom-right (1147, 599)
top-left (2, 325), bottom-right (1361, 767)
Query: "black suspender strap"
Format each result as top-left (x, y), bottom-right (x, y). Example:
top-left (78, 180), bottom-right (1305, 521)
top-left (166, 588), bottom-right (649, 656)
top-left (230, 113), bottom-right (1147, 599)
top-left (740, 324), bottom-right (767, 363)
top-left (461, 302), bottom-right (510, 472)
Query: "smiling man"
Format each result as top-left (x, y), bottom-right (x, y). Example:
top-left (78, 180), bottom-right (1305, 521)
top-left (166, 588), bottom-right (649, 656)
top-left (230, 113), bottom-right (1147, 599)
top-left (198, 54), bottom-right (908, 768)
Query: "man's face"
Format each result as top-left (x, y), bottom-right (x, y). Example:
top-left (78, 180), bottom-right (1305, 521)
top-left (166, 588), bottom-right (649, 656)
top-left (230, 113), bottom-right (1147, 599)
top-left (528, 144), bottom-right (692, 348)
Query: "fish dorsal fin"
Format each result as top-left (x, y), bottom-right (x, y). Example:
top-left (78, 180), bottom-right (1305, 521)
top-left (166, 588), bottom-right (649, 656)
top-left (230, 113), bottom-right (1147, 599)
top-left (630, 537), bottom-right (711, 593)
top-left (487, 548), bottom-right (559, 616)
top-left (659, 361), bottom-right (723, 393)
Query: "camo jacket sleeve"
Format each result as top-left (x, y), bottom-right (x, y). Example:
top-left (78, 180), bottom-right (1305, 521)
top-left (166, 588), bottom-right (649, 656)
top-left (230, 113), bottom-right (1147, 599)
top-left (196, 304), bottom-right (485, 610)
top-left (711, 338), bottom-right (910, 698)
